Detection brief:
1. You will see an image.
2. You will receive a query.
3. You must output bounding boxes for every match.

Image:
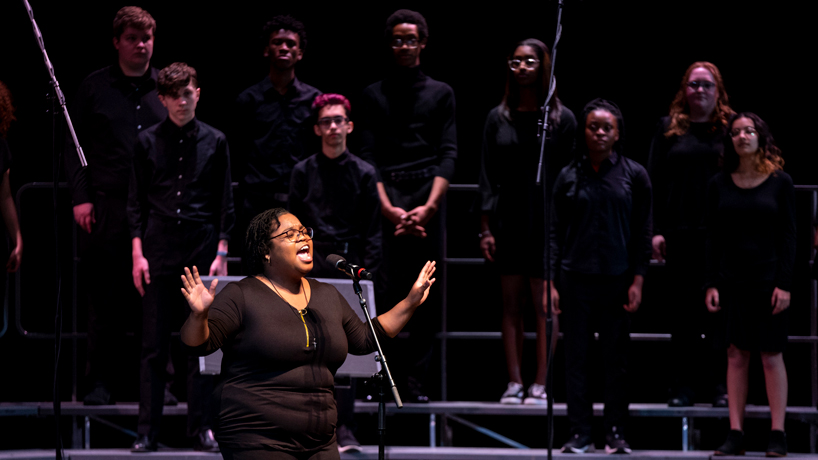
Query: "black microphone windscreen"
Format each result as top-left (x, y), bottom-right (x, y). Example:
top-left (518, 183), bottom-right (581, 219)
top-left (325, 254), bottom-right (347, 269)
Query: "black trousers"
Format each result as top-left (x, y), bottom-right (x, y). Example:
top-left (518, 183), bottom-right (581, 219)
top-left (561, 270), bottom-right (630, 436)
top-left (137, 218), bottom-right (217, 438)
top-left (665, 230), bottom-right (726, 399)
top-left (80, 191), bottom-right (141, 395)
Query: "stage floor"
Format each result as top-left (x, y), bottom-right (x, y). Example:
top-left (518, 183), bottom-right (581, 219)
top-left (2, 448), bottom-right (818, 460)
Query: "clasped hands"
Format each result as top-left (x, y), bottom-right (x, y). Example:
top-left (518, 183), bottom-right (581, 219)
top-left (385, 204), bottom-right (436, 238)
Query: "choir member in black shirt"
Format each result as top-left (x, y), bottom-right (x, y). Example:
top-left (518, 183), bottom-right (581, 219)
top-left (289, 94), bottom-right (381, 278)
top-left (550, 99), bottom-right (652, 454)
top-left (706, 113), bottom-right (794, 457)
top-left (359, 9), bottom-right (456, 402)
top-left (289, 93), bottom-right (381, 452)
top-left (234, 16), bottom-right (321, 242)
top-left (64, 7), bottom-right (166, 406)
top-left (129, 63), bottom-right (234, 453)
top-left (477, 39), bottom-right (576, 405)
top-left (648, 62), bottom-right (734, 408)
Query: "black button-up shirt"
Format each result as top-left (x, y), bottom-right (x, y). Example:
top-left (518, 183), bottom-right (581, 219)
top-left (550, 152), bottom-right (653, 277)
top-left (289, 150), bottom-right (382, 275)
top-left (128, 118), bottom-right (235, 241)
top-left (233, 76), bottom-right (321, 201)
top-left (65, 65), bottom-right (166, 204)
top-left (358, 67), bottom-right (457, 185)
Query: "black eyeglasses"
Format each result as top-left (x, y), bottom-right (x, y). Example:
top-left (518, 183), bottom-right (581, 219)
top-left (391, 37), bottom-right (419, 49)
top-left (317, 116), bottom-right (349, 129)
top-left (508, 58), bottom-right (540, 70)
top-left (687, 80), bottom-right (716, 91)
top-left (270, 227), bottom-right (314, 242)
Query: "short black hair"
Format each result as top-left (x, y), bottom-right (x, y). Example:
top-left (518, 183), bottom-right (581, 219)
top-left (262, 15), bottom-right (307, 51)
top-left (245, 208), bottom-right (290, 275)
top-left (576, 98), bottom-right (625, 158)
top-left (384, 9), bottom-right (428, 41)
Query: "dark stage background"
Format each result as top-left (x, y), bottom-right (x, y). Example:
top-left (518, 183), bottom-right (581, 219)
top-left (0, 0), bottom-right (814, 452)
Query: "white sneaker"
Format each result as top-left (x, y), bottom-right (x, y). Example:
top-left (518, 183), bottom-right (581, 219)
top-left (500, 382), bottom-right (524, 404)
top-left (524, 383), bottom-right (548, 405)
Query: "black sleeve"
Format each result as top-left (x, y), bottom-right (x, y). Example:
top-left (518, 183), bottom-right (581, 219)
top-left (646, 118), bottom-right (670, 236)
top-left (219, 136), bottom-right (236, 240)
top-left (434, 87), bottom-right (457, 182)
top-left (476, 113), bottom-right (499, 216)
top-left (287, 161), bottom-right (307, 218)
top-left (127, 136), bottom-right (149, 239)
top-left (704, 176), bottom-right (721, 289)
top-left (628, 162), bottom-right (653, 276)
top-left (64, 81), bottom-right (93, 205)
top-left (361, 169), bottom-right (383, 273)
top-left (186, 282), bottom-right (245, 356)
top-left (357, 89), bottom-right (382, 182)
top-left (548, 168), bottom-right (570, 280)
top-left (774, 174), bottom-right (797, 291)
top-left (340, 286), bottom-right (389, 355)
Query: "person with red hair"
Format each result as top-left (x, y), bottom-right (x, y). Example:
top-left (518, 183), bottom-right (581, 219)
top-left (647, 61), bottom-right (734, 408)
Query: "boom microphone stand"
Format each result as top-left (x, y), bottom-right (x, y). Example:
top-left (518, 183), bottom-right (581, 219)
top-left (348, 271), bottom-right (402, 460)
top-left (535, 2), bottom-right (566, 460)
top-left (21, 1), bottom-right (88, 459)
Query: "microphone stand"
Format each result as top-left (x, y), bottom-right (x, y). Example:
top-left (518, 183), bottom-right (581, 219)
top-left (348, 272), bottom-right (402, 460)
top-left (535, 2), bottom-right (565, 460)
top-left (22, 2), bottom-right (88, 459)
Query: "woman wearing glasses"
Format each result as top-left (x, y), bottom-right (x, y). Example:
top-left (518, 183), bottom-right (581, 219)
top-left (647, 61), bottom-right (734, 408)
top-left (180, 208), bottom-right (435, 460)
top-left (477, 38), bottom-right (576, 405)
top-left (705, 113), bottom-right (794, 457)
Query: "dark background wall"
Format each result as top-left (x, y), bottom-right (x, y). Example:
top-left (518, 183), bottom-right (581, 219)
top-left (0, 0), bottom-right (814, 452)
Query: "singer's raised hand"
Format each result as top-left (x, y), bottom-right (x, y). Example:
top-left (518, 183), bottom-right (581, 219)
top-left (407, 260), bottom-right (436, 307)
top-left (181, 266), bottom-right (218, 316)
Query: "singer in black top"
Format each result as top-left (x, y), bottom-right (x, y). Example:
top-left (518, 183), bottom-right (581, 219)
top-left (647, 62), bottom-right (733, 407)
top-left (181, 209), bottom-right (436, 460)
top-left (705, 113), bottom-right (794, 457)
top-left (550, 99), bottom-right (652, 454)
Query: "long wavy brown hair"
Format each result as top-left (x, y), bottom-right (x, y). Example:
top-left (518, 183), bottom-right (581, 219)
top-left (665, 61), bottom-right (733, 137)
top-left (723, 112), bottom-right (783, 175)
top-left (0, 81), bottom-right (15, 139)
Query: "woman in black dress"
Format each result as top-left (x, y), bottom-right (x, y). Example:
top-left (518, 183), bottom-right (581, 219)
top-left (647, 61), bottom-right (734, 407)
top-left (477, 38), bottom-right (575, 405)
top-left (180, 208), bottom-right (436, 460)
top-left (706, 113), bottom-right (794, 457)
top-left (550, 99), bottom-right (652, 454)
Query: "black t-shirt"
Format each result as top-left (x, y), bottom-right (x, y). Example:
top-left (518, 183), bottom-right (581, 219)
top-left (188, 277), bottom-right (388, 451)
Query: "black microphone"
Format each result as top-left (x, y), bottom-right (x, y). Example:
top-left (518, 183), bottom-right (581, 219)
top-left (326, 254), bottom-right (373, 280)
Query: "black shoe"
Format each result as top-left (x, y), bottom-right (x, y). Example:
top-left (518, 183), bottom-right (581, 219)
top-left (562, 433), bottom-right (594, 453)
top-left (83, 385), bottom-right (113, 406)
top-left (193, 429), bottom-right (220, 452)
top-left (337, 425), bottom-right (362, 453)
top-left (164, 388), bottom-right (178, 406)
top-left (131, 434), bottom-right (157, 452)
top-left (713, 393), bottom-right (728, 408)
top-left (766, 430), bottom-right (787, 457)
top-left (605, 426), bottom-right (631, 454)
top-left (668, 393), bottom-right (691, 407)
top-left (715, 430), bottom-right (745, 456)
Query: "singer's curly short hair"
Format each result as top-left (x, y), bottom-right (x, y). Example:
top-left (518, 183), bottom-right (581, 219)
top-left (245, 208), bottom-right (290, 275)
